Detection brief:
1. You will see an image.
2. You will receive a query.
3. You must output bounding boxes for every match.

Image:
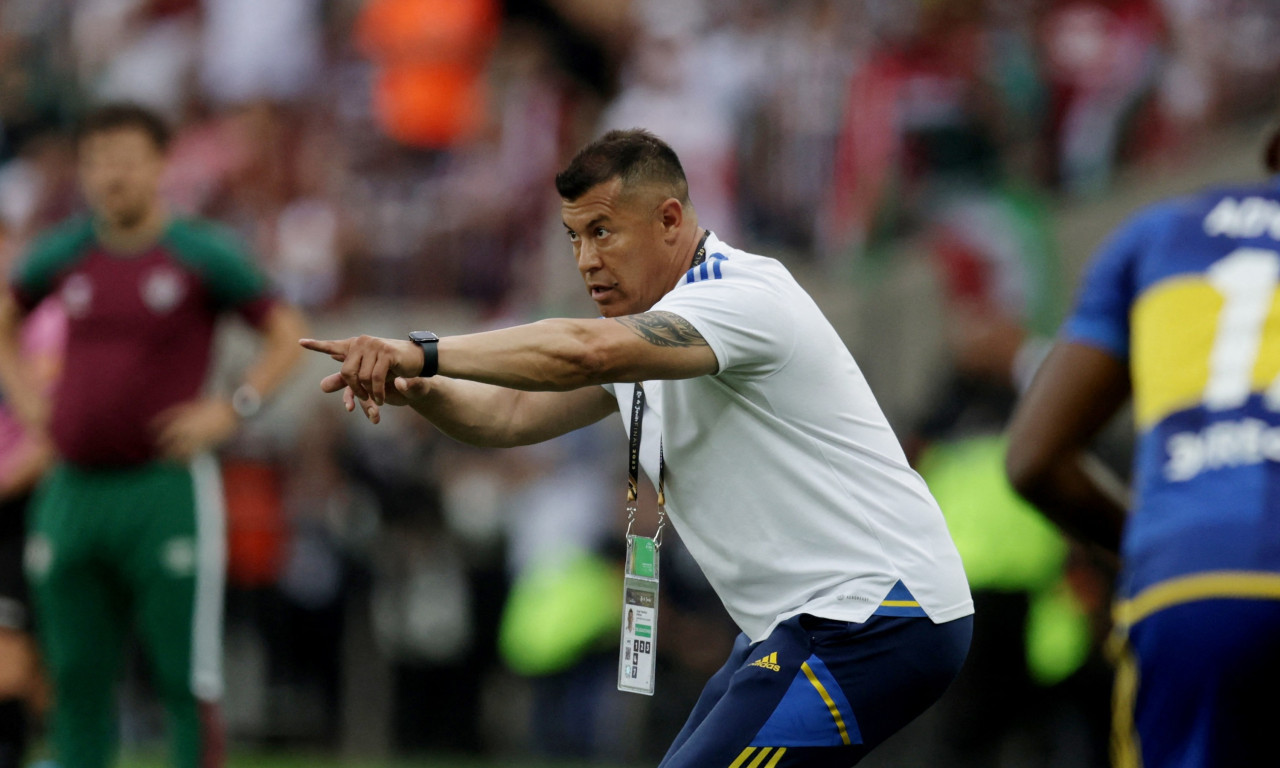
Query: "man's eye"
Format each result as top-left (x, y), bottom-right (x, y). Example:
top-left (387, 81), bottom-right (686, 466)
top-left (566, 231), bottom-right (578, 242)
top-left (595, 227), bottom-right (609, 238)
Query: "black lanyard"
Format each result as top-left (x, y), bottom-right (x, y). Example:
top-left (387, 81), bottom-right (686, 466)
top-left (624, 231), bottom-right (710, 525)
top-left (689, 230), bottom-right (711, 269)
top-left (627, 382), bottom-right (665, 507)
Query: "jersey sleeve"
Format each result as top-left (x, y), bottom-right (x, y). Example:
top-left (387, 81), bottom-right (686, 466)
top-left (1061, 204), bottom-right (1171, 361)
top-left (166, 219), bottom-right (277, 326)
top-left (8, 218), bottom-right (95, 311)
top-left (650, 260), bottom-right (797, 377)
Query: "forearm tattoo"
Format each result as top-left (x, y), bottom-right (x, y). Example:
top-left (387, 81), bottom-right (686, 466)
top-left (616, 311), bottom-right (709, 348)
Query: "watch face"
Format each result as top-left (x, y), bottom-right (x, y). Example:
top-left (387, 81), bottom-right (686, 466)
top-left (409, 331), bottom-right (439, 343)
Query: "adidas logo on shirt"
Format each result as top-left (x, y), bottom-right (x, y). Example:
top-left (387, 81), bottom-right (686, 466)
top-left (749, 651), bottom-right (781, 672)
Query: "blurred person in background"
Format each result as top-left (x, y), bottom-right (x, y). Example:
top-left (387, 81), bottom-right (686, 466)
top-left (1038, 0), bottom-right (1166, 195)
top-left (1006, 109), bottom-right (1280, 766)
top-left (0, 128), bottom-right (80, 270)
top-left (304, 129), bottom-right (973, 767)
top-left (0, 103), bottom-right (307, 768)
top-left (0, 297), bottom-right (62, 768)
top-left (908, 186), bottom-right (1113, 767)
top-left (827, 0), bottom-right (1006, 263)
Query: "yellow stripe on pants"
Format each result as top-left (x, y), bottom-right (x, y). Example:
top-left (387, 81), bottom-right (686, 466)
top-left (801, 661), bottom-right (852, 745)
top-left (1110, 636), bottom-right (1143, 768)
top-left (729, 745), bottom-right (791, 767)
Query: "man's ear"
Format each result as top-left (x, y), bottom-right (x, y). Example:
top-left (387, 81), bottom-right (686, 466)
top-left (658, 197), bottom-right (684, 241)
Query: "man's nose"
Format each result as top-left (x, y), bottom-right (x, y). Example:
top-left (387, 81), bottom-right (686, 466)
top-left (576, 242), bottom-right (601, 272)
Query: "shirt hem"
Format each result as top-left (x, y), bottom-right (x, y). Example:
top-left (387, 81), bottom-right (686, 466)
top-left (751, 598), bottom-right (975, 642)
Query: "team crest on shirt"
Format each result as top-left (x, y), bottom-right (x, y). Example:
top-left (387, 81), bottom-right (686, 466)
top-left (24, 534), bottom-right (53, 580)
top-left (60, 272), bottom-right (93, 318)
top-left (161, 536), bottom-right (197, 576)
top-left (141, 266), bottom-right (186, 314)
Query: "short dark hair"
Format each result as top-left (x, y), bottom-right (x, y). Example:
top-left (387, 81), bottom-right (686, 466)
top-left (555, 129), bottom-right (690, 204)
top-left (77, 103), bottom-right (171, 151)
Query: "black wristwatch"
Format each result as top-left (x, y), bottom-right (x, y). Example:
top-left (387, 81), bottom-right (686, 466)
top-left (408, 331), bottom-right (440, 377)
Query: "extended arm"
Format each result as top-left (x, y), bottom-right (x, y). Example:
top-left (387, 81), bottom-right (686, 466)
top-left (352, 376), bottom-right (619, 448)
top-left (1004, 340), bottom-right (1131, 554)
top-left (439, 312), bottom-right (715, 387)
top-left (301, 310), bottom-right (717, 446)
top-left (0, 293), bottom-right (43, 427)
top-left (306, 311), bottom-right (716, 400)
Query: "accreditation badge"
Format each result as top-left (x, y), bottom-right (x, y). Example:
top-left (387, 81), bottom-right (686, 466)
top-left (618, 534), bottom-right (660, 695)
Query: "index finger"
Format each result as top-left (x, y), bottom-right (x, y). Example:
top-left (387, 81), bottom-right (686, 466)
top-left (300, 338), bottom-right (349, 357)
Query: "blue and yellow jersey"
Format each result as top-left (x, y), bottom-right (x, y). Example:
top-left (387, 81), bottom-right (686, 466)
top-left (1065, 178), bottom-right (1280, 601)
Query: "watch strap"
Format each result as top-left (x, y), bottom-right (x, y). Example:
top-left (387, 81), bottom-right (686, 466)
top-left (409, 332), bottom-right (439, 377)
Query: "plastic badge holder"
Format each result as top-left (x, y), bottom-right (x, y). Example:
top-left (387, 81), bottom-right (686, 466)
top-left (618, 534), bottom-right (659, 695)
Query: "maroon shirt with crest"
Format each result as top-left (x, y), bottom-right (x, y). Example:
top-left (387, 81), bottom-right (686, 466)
top-left (9, 217), bottom-right (275, 466)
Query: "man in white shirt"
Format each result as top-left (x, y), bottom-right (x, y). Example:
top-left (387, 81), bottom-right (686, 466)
top-left (302, 129), bottom-right (973, 767)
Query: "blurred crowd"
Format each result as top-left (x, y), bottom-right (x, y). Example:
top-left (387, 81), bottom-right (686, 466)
top-left (2, 0), bottom-right (1280, 765)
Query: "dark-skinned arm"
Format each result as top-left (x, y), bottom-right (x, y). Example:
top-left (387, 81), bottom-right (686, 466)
top-left (1005, 340), bottom-right (1132, 555)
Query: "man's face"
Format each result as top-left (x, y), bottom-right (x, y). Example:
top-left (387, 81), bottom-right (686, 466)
top-left (562, 178), bottom-right (673, 318)
top-left (79, 127), bottom-right (166, 229)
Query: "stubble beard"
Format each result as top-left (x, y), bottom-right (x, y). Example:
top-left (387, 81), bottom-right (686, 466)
top-left (104, 200), bottom-right (151, 231)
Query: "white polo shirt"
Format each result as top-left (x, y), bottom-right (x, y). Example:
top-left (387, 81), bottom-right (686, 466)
top-left (605, 233), bottom-right (973, 641)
